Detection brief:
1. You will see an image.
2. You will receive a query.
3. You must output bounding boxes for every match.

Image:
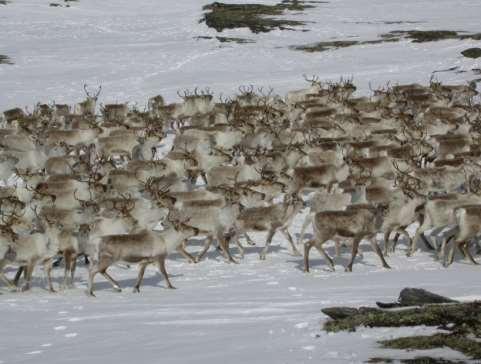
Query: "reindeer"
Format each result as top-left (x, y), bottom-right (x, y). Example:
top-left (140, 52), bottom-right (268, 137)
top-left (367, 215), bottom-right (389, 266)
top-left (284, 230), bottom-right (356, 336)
top-left (75, 84), bottom-right (102, 116)
top-left (87, 211), bottom-right (201, 296)
top-left (304, 203), bottom-right (390, 272)
top-left (443, 205), bottom-right (481, 267)
top-left (229, 193), bottom-right (303, 260)
top-left (1, 211), bottom-right (60, 292)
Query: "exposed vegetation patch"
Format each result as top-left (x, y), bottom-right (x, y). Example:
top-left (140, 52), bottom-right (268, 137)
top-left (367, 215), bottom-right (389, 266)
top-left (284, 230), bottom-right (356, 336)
top-left (382, 30), bottom-right (481, 42)
top-left (292, 29), bottom-right (481, 53)
top-left (322, 289), bottom-right (481, 362)
top-left (462, 47), bottom-right (481, 59)
top-left (0, 0), bottom-right (10, 4)
top-left (200, 1), bottom-right (316, 33)
top-left (400, 358), bottom-right (467, 364)
top-left (291, 37), bottom-right (399, 52)
top-left (380, 334), bottom-right (481, 360)
top-left (291, 40), bottom-right (359, 52)
top-left (0, 55), bottom-right (13, 65)
top-left (368, 357), bottom-right (468, 364)
top-left (388, 30), bottom-right (459, 42)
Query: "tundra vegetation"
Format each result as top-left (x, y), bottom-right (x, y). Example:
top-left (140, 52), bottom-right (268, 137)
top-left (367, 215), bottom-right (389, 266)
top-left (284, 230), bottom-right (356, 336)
top-left (323, 288), bottom-right (481, 361)
top-left (200, 1), bottom-right (317, 33)
top-left (462, 47), bottom-right (481, 59)
top-left (292, 29), bottom-right (481, 53)
top-left (0, 55), bottom-right (13, 65)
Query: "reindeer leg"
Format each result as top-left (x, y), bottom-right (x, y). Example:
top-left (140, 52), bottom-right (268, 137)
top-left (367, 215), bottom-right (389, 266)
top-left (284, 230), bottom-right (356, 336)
top-left (394, 229), bottom-right (411, 253)
top-left (43, 259), bottom-right (56, 293)
top-left (281, 228), bottom-right (301, 256)
top-left (441, 235), bottom-right (453, 267)
top-left (87, 263), bottom-right (99, 297)
top-left (370, 237), bottom-right (391, 269)
top-left (346, 237), bottom-right (362, 272)
top-left (383, 230), bottom-right (392, 256)
top-left (463, 241), bottom-right (478, 265)
top-left (0, 262), bottom-right (15, 290)
top-left (410, 222), bottom-right (431, 256)
top-left (13, 266), bottom-right (24, 286)
top-left (0, 273), bottom-right (15, 290)
top-left (63, 251), bottom-right (72, 288)
top-left (195, 236), bottom-right (213, 263)
top-left (133, 263), bottom-right (148, 293)
top-left (244, 233), bottom-right (255, 246)
top-left (219, 233), bottom-right (237, 264)
top-left (446, 238), bottom-right (457, 267)
top-left (260, 229), bottom-right (276, 260)
top-left (303, 241), bottom-right (314, 272)
top-left (476, 239), bottom-right (481, 255)
top-left (159, 255), bottom-right (175, 289)
top-left (334, 239), bottom-right (341, 258)
top-left (176, 240), bottom-right (196, 263)
top-left (21, 263), bottom-right (35, 292)
top-left (70, 255), bottom-right (77, 287)
top-left (101, 270), bottom-right (122, 292)
top-left (390, 232), bottom-right (400, 253)
top-left (313, 241), bottom-right (335, 271)
top-left (235, 239), bottom-right (245, 259)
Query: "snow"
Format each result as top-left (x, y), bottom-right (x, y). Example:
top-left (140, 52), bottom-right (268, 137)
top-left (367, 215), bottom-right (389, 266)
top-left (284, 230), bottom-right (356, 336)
top-left (1, 220), bottom-right (480, 363)
top-left (1, 0), bottom-right (481, 363)
top-left (1, 0), bottom-right (480, 110)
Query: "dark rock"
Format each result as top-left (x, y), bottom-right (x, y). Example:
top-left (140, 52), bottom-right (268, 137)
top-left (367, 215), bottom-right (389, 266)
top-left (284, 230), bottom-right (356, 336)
top-left (376, 288), bottom-right (458, 308)
top-left (462, 48), bottom-right (481, 59)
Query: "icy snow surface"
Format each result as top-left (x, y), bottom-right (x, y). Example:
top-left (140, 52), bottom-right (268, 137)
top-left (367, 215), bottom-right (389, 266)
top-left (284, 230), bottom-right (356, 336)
top-left (1, 0), bottom-right (481, 363)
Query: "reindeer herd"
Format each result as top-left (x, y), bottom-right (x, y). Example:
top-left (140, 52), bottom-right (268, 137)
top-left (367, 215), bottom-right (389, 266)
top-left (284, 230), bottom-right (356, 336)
top-left (0, 78), bottom-right (480, 296)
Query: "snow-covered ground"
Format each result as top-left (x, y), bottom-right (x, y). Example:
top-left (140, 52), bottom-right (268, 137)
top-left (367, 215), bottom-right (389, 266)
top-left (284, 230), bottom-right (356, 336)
top-left (0, 0), bottom-right (480, 110)
top-left (2, 0), bottom-right (481, 363)
top-left (1, 223), bottom-right (481, 364)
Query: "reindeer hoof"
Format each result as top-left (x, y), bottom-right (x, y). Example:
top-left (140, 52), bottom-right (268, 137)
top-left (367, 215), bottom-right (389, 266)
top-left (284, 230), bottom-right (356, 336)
top-left (259, 254), bottom-right (266, 260)
top-left (113, 286), bottom-right (122, 293)
top-left (345, 267), bottom-right (353, 272)
top-left (383, 264), bottom-right (391, 270)
top-left (133, 287), bottom-right (140, 293)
